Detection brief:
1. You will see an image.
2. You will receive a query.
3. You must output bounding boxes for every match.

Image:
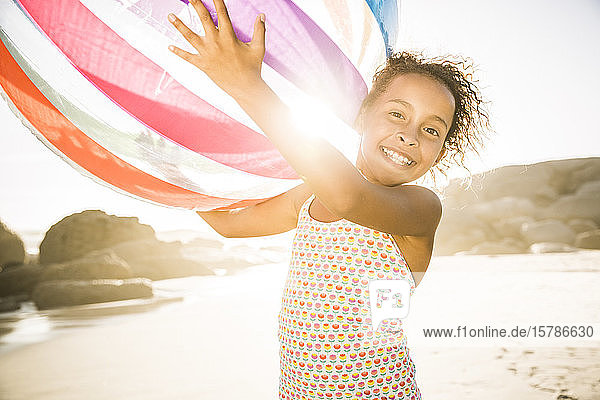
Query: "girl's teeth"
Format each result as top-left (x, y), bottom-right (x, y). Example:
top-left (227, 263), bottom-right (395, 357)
top-left (382, 147), bottom-right (413, 166)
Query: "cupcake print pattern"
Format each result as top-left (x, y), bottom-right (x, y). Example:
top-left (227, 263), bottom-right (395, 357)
top-left (278, 194), bottom-right (422, 400)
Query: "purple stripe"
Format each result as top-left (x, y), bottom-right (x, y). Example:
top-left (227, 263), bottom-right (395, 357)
top-left (182, 0), bottom-right (368, 125)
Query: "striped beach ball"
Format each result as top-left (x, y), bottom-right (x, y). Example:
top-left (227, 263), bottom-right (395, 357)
top-left (0, 0), bottom-right (397, 209)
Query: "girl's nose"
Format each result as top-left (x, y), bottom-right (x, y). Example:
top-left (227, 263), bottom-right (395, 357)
top-left (395, 132), bottom-right (418, 147)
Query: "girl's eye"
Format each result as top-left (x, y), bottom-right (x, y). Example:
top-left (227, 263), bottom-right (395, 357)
top-left (424, 127), bottom-right (439, 137)
top-left (389, 111), bottom-right (404, 119)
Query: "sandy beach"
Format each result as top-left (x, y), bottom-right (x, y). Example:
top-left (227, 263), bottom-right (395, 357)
top-left (0, 250), bottom-right (599, 400)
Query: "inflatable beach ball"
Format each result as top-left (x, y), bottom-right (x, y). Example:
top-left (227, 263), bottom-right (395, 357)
top-left (0, 0), bottom-right (399, 210)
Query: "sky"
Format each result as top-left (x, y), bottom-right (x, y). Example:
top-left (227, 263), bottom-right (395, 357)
top-left (1, 0), bottom-right (599, 234)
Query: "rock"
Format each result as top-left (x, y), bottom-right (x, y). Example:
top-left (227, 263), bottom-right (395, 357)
top-left (567, 219), bottom-right (598, 234)
top-left (464, 238), bottom-right (528, 255)
top-left (39, 210), bottom-right (156, 265)
top-left (0, 221), bottom-right (25, 268)
top-left (492, 216), bottom-right (536, 238)
top-left (569, 160), bottom-right (600, 192)
top-left (472, 197), bottom-right (539, 223)
top-left (547, 158), bottom-right (598, 194)
top-left (442, 157), bottom-right (600, 206)
top-left (528, 242), bottom-right (578, 254)
top-left (575, 230), bottom-right (600, 250)
top-left (543, 192), bottom-right (600, 225)
top-left (434, 158), bottom-right (600, 255)
top-left (0, 296), bottom-right (21, 313)
top-left (436, 208), bottom-right (490, 242)
top-left (433, 229), bottom-right (488, 256)
top-left (127, 256), bottom-right (214, 280)
top-left (180, 244), bottom-right (255, 274)
top-left (31, 278), bottom-right (153, 310)
top-left (0, 294), bottom-right (27, 312)
top-left (103, 239), bottom-right (183, 263)
top-left (39, 249), bottom-right (133, 282)
top-left (0, 263), bottom-right (44, 297)
top-left (442, 163), bottom-right (559, 206)
top-left (86, 239), bottom-right (211, 280)
top-left (520, 219), bottom-right (577, 246)
top-left (186, 237), bottom-right (224, 249)
top-left (576, 180), bottom-right (600, 196)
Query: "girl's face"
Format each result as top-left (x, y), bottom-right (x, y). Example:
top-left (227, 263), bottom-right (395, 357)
top-left (356, 73), bottom-right (455, 186)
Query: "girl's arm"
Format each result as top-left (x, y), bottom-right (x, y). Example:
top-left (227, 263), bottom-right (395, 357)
top-left (168, 0), bottom-right (442, 237)
top-left (196, 183), bottom-right (312, 238)
top-left (230, 78), bottom-right (442, 238)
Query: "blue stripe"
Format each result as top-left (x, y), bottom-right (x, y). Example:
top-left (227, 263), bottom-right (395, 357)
top-left (365, 0), bottom-right (399, 56)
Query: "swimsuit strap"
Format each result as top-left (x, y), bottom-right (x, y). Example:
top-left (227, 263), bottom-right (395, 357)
top-left (299, 193), bottom-right (315, 217)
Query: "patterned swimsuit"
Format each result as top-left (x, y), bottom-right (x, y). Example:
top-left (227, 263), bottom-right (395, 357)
top-left (278, 194), bottom-right (422, 400)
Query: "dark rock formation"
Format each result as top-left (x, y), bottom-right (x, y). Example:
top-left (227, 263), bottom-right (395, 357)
top-left (93, 239), bottom-right (214, 280)
top-left (36, 210), bottom-right (214, 281)
top-left (31, 278), bottom-right (153, 310)
top-left (1, 212), bottom-right (221, 311)
top-left (0, 295), bottom-right (24, 312)
top-left (567, 219), bottom-right (598, 234)
top-left (102, 238), bottom-right (182, 262)
top-left (520, 219), bottom-right (577, 246)
top-left (126, 256), bottom-right (214, 280)
top-left (0, 220), bottom-right (25, 269)
top-left (575, 229), bottom-right (600, 250)
top-left (0, 263), bottom-right (44, 297)
top-left (39, 210), bottom-right (156, 265)
top-left (39, 249), bottom-right (133, 282)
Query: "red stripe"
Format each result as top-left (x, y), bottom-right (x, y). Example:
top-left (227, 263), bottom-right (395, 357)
top-left (0, 38), bottom-right (270, 210)
top-left (18, 0), bottom-right (298, 179)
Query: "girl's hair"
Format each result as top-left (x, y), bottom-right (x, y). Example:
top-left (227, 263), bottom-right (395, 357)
top-left (356, 50), bottom-right (492, 185)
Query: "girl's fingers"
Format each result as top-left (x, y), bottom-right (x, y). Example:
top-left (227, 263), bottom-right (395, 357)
top-left (250, 14), bottom-right (266, 54)
top-left (212, 0), bottom-right (236, 38)
top-left (168, 14), bottom-right (203, 49)
top-left (189, 0), bottom-right (217, 38)
top-left (168, 45), bottom-right (197, 65)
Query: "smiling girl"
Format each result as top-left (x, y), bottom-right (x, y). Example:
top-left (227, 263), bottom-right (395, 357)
top-left (168, 1), bottom-right (490, 398)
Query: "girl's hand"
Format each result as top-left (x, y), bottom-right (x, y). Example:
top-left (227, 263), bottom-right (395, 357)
top-left (168, 0), bottom-right (266, 98)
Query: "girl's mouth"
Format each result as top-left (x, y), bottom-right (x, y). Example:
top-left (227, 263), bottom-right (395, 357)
top-left (380, 146), bottom-right (415, 167)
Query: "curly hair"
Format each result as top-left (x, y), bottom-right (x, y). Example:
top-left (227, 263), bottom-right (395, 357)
top-left (355, 50), bottom-right (492, 184)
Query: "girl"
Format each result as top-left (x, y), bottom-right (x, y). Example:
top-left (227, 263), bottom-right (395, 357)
top-left (168, 1), bottom-right (490, 398)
